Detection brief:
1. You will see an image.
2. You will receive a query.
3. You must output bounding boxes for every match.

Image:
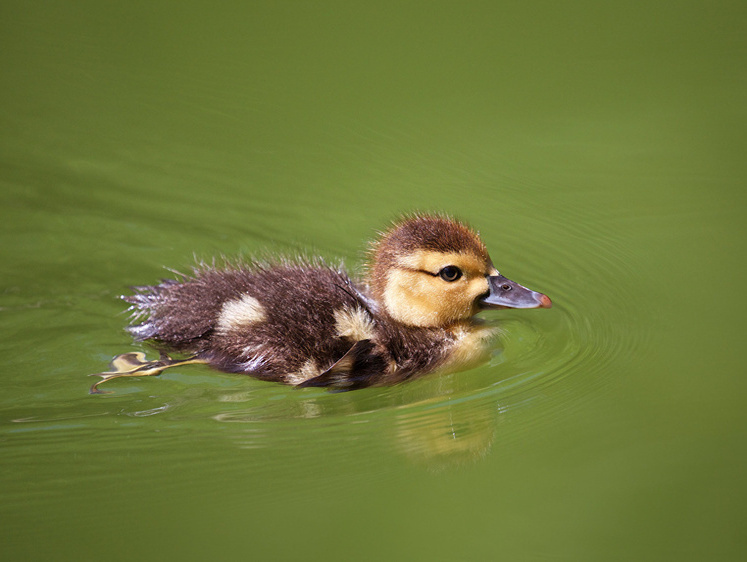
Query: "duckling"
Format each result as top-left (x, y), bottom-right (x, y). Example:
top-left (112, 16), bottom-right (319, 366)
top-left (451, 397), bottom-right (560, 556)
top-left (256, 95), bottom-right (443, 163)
top-left (90, 214), bottom-right (551, 393)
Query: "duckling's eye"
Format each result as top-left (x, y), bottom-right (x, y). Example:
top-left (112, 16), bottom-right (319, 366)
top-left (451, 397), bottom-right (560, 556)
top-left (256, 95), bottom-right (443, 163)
top-left (438, 266), bottom-right (462, 282)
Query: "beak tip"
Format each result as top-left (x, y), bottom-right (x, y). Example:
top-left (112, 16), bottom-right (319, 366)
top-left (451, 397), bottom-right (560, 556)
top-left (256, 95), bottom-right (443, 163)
top-left (538, 294), bottom-right (552, 308)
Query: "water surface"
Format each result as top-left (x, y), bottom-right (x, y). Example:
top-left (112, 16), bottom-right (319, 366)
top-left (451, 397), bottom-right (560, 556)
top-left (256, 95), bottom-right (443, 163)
top-left (1, 2), bottom-right (745, 560)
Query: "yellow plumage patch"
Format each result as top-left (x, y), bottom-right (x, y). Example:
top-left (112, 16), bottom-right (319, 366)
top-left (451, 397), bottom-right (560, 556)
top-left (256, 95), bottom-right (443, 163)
top-left (216, 294), bottom-right (266, 335)
top-left (440, 323), bottom-right (501, 372)
top-left (286, 359), bottom-right (321, 385)
top-left (333, 306), bottom-right (376, 340)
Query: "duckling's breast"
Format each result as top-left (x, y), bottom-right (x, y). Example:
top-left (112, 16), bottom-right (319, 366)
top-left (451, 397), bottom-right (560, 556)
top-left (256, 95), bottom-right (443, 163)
top-left (440, 322), bottom-right (501, 373)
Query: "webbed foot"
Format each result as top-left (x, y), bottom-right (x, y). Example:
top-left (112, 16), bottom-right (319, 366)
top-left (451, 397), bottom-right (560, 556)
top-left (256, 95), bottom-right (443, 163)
top-left (89, 351), bottom-right (206, 394)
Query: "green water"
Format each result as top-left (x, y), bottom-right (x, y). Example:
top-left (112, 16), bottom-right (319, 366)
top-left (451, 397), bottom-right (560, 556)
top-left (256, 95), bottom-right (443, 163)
top-left (2, 1), bottom-right (746, 560)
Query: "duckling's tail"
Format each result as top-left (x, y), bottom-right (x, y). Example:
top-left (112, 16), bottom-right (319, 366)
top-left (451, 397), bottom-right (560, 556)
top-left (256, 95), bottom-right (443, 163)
top-left (123, 279), bottom-right (179, 341)
top-left (122, 270), bottom-right (235, 348)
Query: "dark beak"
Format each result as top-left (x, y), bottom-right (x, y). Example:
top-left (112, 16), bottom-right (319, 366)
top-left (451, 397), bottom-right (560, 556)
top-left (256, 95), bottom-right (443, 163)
top-left (480, 275), bottom-right (552, 309)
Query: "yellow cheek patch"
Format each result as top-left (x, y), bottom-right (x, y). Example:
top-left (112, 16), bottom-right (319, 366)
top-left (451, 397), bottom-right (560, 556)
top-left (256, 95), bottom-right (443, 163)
top-left (382, 269), bottom-right (490, 327)
top-left (383, 269), bottom-right (442, 326)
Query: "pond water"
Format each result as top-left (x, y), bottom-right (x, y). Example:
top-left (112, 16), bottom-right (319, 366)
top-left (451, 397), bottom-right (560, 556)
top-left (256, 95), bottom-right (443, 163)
top-left (1, 2), bottom-right (745, 560)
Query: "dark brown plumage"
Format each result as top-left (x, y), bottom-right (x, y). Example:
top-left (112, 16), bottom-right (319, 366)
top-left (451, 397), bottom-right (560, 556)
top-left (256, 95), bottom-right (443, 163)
top-left (90, 214), bottom-right (551, 393)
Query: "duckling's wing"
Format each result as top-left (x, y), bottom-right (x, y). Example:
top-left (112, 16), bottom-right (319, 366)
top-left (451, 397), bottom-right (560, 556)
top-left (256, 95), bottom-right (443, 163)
top-left (296, 339), bottom-right (388, 390)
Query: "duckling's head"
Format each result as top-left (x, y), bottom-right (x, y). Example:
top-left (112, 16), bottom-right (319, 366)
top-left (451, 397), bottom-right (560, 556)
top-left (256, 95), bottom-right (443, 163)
top-left (367, 214), bottom-right (551, 328)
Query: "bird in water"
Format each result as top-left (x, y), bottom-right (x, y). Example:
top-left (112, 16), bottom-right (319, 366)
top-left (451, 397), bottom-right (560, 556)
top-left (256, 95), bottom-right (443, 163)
top-left (90, 214), bottom-right (551, 394)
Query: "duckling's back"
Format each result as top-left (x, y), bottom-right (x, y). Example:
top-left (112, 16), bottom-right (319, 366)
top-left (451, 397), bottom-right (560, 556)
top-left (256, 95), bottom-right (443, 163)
top-left (125, 262), bottom-right (378, 384)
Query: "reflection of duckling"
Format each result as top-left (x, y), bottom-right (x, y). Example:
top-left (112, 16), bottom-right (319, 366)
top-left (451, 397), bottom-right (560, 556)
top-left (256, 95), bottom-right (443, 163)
top-left (91, 214), bottom-right (550, 393)
top-left (394, 395), bottom-right (498, 471)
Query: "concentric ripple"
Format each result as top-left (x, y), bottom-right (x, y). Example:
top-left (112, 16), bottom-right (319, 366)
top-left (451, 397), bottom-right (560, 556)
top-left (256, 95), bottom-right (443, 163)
top-left (202, 199), bottom-right (650, 469)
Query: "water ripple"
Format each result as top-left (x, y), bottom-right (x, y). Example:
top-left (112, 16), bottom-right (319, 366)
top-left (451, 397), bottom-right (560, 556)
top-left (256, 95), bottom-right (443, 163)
top-left (199, 195), bottom-right (649, 469)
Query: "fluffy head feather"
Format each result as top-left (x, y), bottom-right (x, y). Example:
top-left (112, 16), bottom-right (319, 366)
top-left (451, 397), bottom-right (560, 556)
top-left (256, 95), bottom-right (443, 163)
top-left (367, 214), bottom-right (496, 327)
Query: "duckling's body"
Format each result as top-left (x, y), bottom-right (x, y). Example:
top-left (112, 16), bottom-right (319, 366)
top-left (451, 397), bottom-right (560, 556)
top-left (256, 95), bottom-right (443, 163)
top-left (91, 214), bottom-right (550, 393)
